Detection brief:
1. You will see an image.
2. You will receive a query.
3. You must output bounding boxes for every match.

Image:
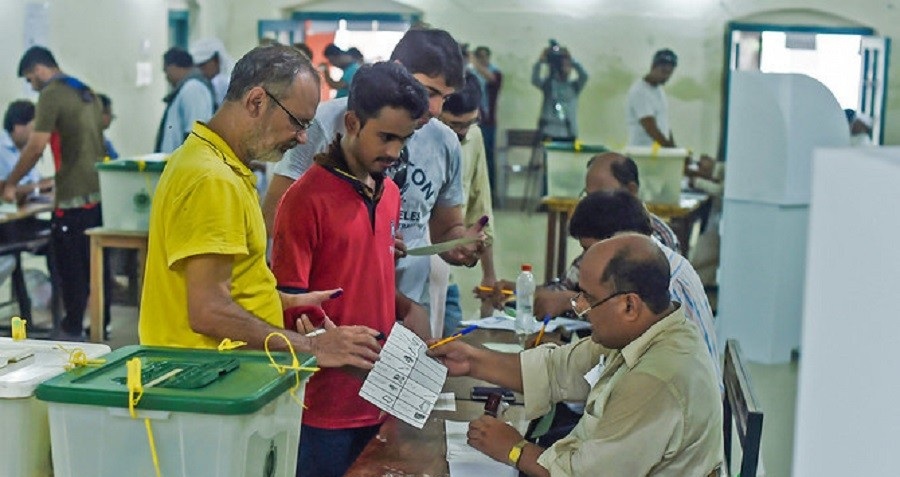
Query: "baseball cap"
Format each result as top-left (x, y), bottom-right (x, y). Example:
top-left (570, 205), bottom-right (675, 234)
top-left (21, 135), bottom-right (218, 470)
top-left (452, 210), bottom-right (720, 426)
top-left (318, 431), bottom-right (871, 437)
top-left (652, 48), bottom-right (678, 67)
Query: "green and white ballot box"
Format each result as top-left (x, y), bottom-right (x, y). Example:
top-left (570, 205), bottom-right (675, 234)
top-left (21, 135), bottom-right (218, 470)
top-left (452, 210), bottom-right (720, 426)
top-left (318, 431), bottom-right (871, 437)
top-left (96, 153), bottom-right (167, 231)
top-left (0, 337), bottom-right (110, 477)
top-left (544, 142), bottom-right (609, 198)
top-left (35, 345), bottom-right (316, 477)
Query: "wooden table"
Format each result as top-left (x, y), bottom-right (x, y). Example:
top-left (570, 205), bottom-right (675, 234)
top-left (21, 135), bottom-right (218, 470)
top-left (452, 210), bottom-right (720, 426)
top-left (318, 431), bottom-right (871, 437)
top-left (344, 400), bottom-right (527, 477)
top-left (0, 197), bottom-right (55, 330)
top-left (86, 227), bottom-right (148, 342)
top-left (541, 192), bottom-right (711, 283)
top-left (344, 328), bottom-right (558, 476)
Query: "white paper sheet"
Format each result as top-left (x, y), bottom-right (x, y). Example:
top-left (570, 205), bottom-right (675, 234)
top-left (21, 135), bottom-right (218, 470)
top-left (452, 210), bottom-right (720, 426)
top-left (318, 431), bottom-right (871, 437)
top-left (359, 322), bottom-right (448, 429)
top-left (445, 420), bottom-right (518, 477)
top-left (460, 315), bottom-right (592, 333)
top-left (434, 392), bottom-right (457, 411)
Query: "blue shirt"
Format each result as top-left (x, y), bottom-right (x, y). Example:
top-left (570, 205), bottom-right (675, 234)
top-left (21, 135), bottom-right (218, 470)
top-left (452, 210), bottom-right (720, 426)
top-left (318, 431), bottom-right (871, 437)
top-left (334, 62), bottom-right (360, 99)
top-left (0, 129), bottom-right (42, 185)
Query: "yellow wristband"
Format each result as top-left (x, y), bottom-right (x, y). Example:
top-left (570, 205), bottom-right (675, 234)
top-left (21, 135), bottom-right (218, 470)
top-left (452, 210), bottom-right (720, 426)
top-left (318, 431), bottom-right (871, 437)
top-left (508, 439), bottom-right (528, 468)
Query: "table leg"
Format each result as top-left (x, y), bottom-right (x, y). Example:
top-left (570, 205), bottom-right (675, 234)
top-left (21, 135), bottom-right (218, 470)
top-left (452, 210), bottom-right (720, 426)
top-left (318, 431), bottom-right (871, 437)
top-left (89, 236), bottom-right (104, 343)
top-left (545, 211), bottom-right (558, 283)
top-left (556, 210), bottom-right (569, 279)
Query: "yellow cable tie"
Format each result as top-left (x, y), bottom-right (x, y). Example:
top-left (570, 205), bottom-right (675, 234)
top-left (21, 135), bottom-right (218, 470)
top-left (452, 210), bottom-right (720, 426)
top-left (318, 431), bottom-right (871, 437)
top-left (137, 160), bottom-right (146, 172)
top-left (54, 344), bottom-right (106, 370)
top-left (144, 418), bottom-right (162, 477)
top-left (573, 139), bottom-right (583, 152)
top-left (264, 332), bottom-right (320, 409)
top-left (11, 316), bottom-right (26, 341)
top-left (217, 338), bottom-right (247, 351)
top-left (126, 357), bottom-right (144, 419)
top-left (651, 141), bottom-right (661, 157)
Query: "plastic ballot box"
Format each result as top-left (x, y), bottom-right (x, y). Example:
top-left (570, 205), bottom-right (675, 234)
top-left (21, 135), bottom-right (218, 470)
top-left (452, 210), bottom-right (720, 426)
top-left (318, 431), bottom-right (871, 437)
top-left (96, 153), bottom-right (167, 231)
top-left (0, 337), bottom-right (110, 477)
top-left (544, 142), bottom-right (608, 198)
top-left (36, 345), bottom-right (316, 477)
top-left (621, 146), bottom-right (689, 205)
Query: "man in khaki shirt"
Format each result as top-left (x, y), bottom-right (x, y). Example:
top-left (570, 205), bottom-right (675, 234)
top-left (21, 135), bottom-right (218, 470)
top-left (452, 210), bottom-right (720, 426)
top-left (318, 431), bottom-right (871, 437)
top-left (430, 234), bottom-right (722, 476)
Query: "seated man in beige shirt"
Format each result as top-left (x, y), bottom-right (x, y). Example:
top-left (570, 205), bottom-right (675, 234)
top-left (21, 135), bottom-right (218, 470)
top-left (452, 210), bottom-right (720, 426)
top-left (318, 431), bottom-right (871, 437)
top-left (430, 233), bottom-right (722, 477)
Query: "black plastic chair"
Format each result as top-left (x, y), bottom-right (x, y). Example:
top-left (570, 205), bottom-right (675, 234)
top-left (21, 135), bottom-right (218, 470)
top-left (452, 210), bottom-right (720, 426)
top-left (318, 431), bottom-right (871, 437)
top-left (723, 339), bottom-right (764, 477)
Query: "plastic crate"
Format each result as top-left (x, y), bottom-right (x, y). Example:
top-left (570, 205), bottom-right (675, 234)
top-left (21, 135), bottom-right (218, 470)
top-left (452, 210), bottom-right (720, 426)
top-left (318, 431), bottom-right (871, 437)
top-left (545, 142), bottom-right (609, 198)
top-left (621, 146), bottom-right (689, 205)
top-left (0, 337), bottom-right (110, 477)
top-left (96, 154), bottom-right (167, 231)
top-left (36, 345), bottom-right (315, 477)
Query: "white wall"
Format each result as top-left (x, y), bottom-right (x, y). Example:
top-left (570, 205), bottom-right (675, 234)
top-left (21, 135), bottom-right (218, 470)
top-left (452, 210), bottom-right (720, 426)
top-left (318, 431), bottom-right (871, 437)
top-left (7, 0), bottom-right (891, 159)
top-left (185, 0), bottom-right (900, 156)
top-left (0, 0), bottom-right (168, 157)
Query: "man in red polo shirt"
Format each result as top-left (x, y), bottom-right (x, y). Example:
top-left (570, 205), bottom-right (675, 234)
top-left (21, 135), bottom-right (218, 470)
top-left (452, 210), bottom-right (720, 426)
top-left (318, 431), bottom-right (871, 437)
top-left (271, 62), bottom-right (429, 477)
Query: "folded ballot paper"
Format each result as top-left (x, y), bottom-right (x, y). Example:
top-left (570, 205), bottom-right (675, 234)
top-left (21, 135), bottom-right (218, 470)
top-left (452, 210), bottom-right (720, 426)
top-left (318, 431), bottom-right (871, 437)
top-left (445, 420), bottom-right (518, 477)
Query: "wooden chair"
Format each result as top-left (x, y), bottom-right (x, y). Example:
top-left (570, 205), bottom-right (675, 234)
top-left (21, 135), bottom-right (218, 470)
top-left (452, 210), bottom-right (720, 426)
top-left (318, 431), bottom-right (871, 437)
top-left (722, 339), bottom-right (764, 477)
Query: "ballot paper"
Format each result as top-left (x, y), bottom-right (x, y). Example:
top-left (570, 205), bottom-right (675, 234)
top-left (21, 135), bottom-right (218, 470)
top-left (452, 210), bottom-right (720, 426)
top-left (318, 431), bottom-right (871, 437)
top-left (359, 322), bottom-right (448, 429)
top-left (445, 420), bottom-right (518, 477)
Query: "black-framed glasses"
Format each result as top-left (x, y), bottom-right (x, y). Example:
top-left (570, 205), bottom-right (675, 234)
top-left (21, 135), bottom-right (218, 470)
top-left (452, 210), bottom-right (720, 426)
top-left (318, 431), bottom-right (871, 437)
top-left (570, 290), bottom-right (632, 318)
top-left (263, 89), bottom-right (313, 132)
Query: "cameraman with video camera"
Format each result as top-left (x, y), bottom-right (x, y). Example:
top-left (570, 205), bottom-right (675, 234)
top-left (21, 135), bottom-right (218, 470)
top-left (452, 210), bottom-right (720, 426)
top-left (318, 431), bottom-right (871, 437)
top-left (532, 40), bottom-right (588, 142)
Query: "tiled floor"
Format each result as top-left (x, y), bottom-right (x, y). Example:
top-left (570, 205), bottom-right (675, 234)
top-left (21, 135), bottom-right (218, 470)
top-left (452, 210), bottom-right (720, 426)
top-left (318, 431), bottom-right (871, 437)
top-left (3, 207), bottom-right (797, 476)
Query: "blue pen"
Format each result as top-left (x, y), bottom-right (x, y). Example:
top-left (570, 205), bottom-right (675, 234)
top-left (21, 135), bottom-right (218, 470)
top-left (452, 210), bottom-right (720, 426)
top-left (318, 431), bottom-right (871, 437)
top-left (428, 324), bottom-right (479, 349)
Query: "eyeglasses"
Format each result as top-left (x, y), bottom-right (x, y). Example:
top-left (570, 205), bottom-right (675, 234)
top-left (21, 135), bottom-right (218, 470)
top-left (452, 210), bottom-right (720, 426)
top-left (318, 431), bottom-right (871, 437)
top-left (263, 89), bottom-right (313, 132)
top-left (387, 146), bottom-right (410, 190)
top-left (570, 290), bottom-right (632, 318)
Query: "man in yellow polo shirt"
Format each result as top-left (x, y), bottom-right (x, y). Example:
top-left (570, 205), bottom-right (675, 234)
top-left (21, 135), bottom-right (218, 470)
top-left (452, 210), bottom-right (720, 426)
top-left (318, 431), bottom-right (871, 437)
top-left (139, 45), bottom-right (381, 369)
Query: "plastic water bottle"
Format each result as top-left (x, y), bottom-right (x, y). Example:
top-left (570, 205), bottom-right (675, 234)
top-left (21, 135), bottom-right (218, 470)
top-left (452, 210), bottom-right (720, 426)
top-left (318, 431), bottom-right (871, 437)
top-left (515, 264), bottom-right (536, 346)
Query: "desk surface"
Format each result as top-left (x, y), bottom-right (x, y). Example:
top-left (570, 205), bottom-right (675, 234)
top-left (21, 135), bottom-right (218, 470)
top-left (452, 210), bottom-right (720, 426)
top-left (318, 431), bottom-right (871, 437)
top-left (542, 191), bottom-right (709, 219)
top-left (344, 328), bottom-right (552, 476)
top-left (0, 198), bottom-right (53, 224)
top-left (86, 227), bottom-right (149, 238)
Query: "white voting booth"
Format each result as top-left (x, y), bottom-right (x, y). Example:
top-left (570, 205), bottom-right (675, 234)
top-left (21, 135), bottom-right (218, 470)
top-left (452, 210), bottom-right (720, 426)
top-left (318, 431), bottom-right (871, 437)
top-left (718, 72), bottom-right (849, 363)
top-left (793, 148), bottom-right (900, 476)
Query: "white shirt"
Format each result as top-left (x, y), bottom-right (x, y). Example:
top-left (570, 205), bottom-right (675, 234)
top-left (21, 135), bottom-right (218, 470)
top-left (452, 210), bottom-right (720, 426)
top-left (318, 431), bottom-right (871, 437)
top-left (626, 79), bottom-right (669, 146)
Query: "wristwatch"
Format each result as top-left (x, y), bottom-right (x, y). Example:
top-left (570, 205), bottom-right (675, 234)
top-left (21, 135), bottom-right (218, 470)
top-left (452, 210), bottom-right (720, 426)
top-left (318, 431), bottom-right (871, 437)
top-left (508, 439), bottom-right (528, 468)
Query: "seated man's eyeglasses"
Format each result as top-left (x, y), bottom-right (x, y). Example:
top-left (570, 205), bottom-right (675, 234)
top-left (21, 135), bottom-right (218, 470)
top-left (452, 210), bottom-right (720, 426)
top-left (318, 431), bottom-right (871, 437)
top-left (263, 89), bottom-right (313, 132)
top-left (570, 290), bottom-right (632, 318)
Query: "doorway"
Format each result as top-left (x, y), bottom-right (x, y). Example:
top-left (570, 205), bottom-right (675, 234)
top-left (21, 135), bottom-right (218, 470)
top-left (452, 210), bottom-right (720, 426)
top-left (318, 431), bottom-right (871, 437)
top-left (259, 11), bottom-right (418, 101)
top-left (722, 22), bottom-right (890, 152)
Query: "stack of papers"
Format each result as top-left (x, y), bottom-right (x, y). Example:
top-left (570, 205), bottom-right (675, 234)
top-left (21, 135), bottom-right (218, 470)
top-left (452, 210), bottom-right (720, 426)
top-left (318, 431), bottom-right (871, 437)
top-left (460, 314), bottom-right (592, 333)
top-left (445, 420), bottom-right (518, 477)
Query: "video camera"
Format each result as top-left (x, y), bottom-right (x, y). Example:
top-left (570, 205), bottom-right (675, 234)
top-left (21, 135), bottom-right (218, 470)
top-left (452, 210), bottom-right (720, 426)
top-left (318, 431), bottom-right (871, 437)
top-left (547, 39), bottom-right (568, 76)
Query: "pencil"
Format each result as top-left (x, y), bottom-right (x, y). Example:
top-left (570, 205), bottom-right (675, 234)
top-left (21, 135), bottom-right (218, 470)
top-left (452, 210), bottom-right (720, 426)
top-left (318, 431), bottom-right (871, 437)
top-left (428, 324), bottom-right (479, 349)
top-left (533, 315), bottom-right (552, 346)
top-left (476, 285), bottom-right (514, 295)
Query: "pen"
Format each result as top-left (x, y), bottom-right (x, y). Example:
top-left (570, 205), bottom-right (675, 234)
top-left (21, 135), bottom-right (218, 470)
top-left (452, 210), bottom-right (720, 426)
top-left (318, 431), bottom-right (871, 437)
top-left (375, 332), bottom-right (386, 341)
top-left (534, 314), bottom-right (552, 346)
top-left (428, 324), bottom-right (479, 349)
top-left (476, 285), bottom-right (514, 295)
top-left (305, 329), bottom-right (326, 338)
